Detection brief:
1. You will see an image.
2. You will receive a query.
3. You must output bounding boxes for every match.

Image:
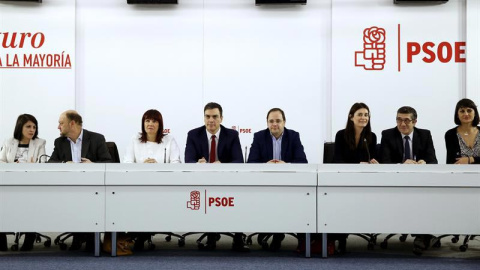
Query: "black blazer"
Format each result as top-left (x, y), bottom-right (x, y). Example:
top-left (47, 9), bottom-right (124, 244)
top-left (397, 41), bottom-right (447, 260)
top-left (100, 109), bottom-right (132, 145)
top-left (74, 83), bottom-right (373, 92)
top-left (445, 126), bottom-right (480, 164)
top-left (247, 127), bottom-right (307, 163)
top-left (184, 125), bottom-right (243, 163)
top-left (380, 127), bottom-right (437, 164)
top-left (333, 129), bottom-right (377, 163)
top-left (48, 129), bottom-right (112, 163)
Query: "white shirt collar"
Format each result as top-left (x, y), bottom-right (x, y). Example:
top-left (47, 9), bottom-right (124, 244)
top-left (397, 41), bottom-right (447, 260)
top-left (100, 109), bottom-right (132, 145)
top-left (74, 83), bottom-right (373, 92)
top-left (206, 127), bottom-right (221, 139)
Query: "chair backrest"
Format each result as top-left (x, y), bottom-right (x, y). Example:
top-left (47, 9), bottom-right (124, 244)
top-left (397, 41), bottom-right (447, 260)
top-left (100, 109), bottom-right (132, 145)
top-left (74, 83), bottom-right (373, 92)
top-left (323, 142), bottom-right (335, 164)
top-left (375, 143), bottom-right (382, 162)
top-left (106, 142), bottom-right (120, 163)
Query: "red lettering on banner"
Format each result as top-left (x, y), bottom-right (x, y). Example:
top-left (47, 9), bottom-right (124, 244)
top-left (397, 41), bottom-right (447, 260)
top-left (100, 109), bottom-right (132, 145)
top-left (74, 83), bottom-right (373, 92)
top-left (6, 54), bottom-right (19, 67)
top-left (19, 33), bottom-right (32, 48)
top-left (407, 41), bottom-right (466, 63)
top-left (437, 42), bottom-right (452, 63)
top-left (407, 42), bottom-right (421, 63)
top-left (239, 129), bottom-right (251, 134)
top-left (455, 42), bottom-right (466, 63)
top-left (163, 129), bottom-right (170, 134)
top-left (31, 33), bottom-right (45, 48)
top-left (0, 32), bottom-right (45, 49)
top-left (422, 42), bottom-right (436, 63)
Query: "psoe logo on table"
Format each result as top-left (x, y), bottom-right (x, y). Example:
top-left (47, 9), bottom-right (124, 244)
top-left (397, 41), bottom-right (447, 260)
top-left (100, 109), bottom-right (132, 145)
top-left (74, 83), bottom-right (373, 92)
top-left (187, 190), bottom-right (201, 210)
top-left (186, 190), bottom-right (236, 214)
top-left (355, 26), bottom-right (386, 71)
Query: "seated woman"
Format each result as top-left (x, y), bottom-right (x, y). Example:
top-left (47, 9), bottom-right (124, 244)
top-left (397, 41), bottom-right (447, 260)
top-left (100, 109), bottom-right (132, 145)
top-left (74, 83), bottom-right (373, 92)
top-left (330, 103), bottom-right (378, 254)
top-left (445, 98), bottom-right (480, 164)
top-left (334, 102), bottom-right (378, 164)
top-left (122, 109), bottom-right (181, 251)
top-left (0, 114), bottom-right (46, 251)
top-left (123, 109), bottom-right (181, 164)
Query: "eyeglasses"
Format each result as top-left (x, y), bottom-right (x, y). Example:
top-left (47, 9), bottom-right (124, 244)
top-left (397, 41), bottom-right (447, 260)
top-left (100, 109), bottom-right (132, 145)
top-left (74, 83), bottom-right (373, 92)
top-left (396, 118), bottom-right (413, 124)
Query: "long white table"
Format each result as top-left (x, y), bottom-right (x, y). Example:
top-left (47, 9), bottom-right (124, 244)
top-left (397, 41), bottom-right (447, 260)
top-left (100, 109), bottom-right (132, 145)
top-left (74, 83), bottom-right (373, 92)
top-left (0, 163), bottom-right (106, 256)
top-left (1, 163), bottom-right (479, 258)
top-left (317, 164), bottom-right (480, 257)
top-left (105, 163), bottom-right (317, 256)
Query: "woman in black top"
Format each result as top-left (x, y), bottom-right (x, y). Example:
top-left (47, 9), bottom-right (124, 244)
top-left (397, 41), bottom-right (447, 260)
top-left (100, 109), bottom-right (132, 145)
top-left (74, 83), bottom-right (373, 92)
top-left (445, 98), bottom-right (480, 164)
top-left (334, 102), bottom-right (378, 164)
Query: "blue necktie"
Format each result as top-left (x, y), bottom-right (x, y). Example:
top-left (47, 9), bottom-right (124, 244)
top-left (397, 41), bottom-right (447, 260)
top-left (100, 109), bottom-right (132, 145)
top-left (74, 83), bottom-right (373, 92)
top-left (404, 136), bottom-right (411, 161)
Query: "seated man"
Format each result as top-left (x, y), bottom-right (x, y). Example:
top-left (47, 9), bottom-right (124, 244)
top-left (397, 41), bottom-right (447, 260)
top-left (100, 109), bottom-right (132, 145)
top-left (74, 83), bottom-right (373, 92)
top-left (185, 102), bottom-right (248, 252)
top-left (49, 110), bottom-right (112, 251)
top-left (248, 108), bottom-right (307, 251)
top-left (380, 106), bottom-right (437, 164)
top-left (380, 106), bottom-right (437, 255)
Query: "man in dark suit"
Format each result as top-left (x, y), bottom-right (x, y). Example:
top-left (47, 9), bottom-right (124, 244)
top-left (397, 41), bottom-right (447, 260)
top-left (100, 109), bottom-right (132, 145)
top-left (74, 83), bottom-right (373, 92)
top-left (49, 110), bottom-right (111, 252)
top-left (247, 108), bottom-right (308, 251)
top-left (248, 108), bottom-right (307, 164)
top-left (380, 106), bottom-right (437, 256)
top-left (184, 102), bottom-right (248, 251)
top-left (380, 106), bottom-right (437, 165)
top-left (49, 110), bottom-right (112, 164)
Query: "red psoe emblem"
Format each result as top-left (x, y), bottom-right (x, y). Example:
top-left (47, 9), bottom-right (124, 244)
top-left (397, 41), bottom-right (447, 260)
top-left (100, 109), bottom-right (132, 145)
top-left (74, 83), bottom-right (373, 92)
top-left (355, 27), bottom-right (386, 70)
top-left (187, 190), bottom-right (201, 210)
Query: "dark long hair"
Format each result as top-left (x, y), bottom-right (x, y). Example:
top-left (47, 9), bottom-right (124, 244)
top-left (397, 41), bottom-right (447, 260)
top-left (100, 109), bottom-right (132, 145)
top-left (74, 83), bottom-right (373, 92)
top-left (13, 114), bottom-right (39, 141)
top-left (454, 98), bottom-right (479, 126)
top-left (140, 109), bottom-right (164, 143)
top-left (344, 103), bottom-right (372, 150)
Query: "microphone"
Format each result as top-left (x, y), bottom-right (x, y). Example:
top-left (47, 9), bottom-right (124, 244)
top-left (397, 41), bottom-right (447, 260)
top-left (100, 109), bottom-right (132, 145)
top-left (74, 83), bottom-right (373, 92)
top-left (37, 154), bottom-right (50, 163)
top-left (164, 147), bottom-right (167, 163)
top-left (363, 138), bottom-right (371, 162)
top-left (244, 146), bottom-right (248, 163)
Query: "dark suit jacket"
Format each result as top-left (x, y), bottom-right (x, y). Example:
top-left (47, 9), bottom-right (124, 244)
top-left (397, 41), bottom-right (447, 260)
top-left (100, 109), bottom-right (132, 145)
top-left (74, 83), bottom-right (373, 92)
top-left (247, 128), bottom-right (307, 163)
top-left (380, 127), bottom-right (437, 164)
top-left (333, 129), bottom-right (377, 163)
top-left (48, 129), bottom-right (112, 163)
top-left (184, 125), bottom-right (243, 163)
top-left (445, 126), bottom-right (480, 164)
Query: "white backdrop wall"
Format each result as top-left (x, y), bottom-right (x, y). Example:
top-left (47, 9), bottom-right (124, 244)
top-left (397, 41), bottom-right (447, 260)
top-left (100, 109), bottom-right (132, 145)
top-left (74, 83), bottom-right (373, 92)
top-left (1, 0), bottom-right (478, 164)
top-left (0, 0), bottom-right (75, 158)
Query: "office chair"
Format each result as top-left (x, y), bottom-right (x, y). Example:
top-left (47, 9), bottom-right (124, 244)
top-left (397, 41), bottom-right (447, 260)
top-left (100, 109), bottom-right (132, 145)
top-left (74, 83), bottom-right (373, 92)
top-left (245, 233), bottom-right (298, 250)
top-left (11, 233), bottom-right (51, 251)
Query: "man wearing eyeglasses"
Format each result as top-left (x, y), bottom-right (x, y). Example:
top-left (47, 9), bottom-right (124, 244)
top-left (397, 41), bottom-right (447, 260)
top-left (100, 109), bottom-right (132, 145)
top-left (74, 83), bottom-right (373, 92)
top-left (380, 106), bottom-right (437, 256)
top-left (380, 106), bottom-right (437, 165)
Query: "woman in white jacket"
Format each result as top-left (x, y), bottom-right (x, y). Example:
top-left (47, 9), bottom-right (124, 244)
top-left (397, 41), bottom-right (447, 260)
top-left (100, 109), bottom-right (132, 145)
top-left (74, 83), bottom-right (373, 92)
top-left (0, 114), bottom-right (46, 252)
top-left (0, 114), bottom-right (46, 163)
top-left (123, 109), bottom-right (181, 164)
top-left (122, 109), bottom-right (181, 251)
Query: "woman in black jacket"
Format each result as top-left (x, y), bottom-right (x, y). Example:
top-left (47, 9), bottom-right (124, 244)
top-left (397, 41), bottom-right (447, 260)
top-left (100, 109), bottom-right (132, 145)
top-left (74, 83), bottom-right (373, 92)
top-left (334, 102), bottom-right (379, 164)
top-left (445, 98), bottom-right (480, 164)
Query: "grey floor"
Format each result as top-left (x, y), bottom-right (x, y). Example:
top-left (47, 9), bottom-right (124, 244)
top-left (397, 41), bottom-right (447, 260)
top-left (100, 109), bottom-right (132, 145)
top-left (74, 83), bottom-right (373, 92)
top-left (1, 233), bottom-right (479, 270)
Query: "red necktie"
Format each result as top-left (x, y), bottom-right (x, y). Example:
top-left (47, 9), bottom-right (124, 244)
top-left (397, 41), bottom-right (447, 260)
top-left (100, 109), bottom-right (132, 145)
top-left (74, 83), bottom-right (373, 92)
top-left (209, 135), bottom-right (216, 163)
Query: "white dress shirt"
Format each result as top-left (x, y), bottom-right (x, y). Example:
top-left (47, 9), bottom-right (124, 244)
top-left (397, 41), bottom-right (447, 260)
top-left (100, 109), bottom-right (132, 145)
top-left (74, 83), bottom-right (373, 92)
top-left (67, 129), bottom-right (83, 163)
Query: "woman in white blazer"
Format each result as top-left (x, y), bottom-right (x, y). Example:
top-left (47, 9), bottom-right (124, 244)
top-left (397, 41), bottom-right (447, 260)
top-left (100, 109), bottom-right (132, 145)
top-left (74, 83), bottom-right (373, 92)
top-left (0, 114), bottom-right (46, 163)
top-left (123, 109), bottom-right (181, 164)
top-left (0, 114), bottom-right (46, 252)
top-left (122, 109), bottom-right (180, 251)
